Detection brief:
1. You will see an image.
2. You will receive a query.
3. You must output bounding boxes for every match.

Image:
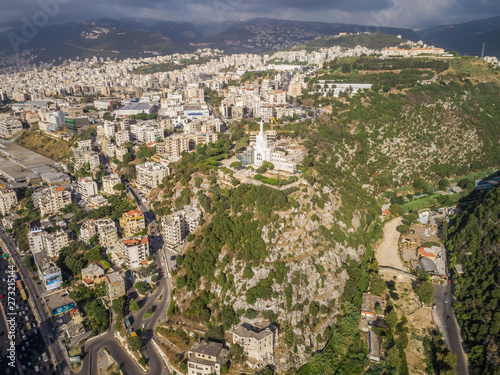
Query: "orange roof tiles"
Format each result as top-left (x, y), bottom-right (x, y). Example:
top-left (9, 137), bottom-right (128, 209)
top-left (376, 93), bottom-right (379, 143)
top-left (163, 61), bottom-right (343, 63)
top-left (417, 247), bottom-right (436, 259)
top-left (124, 209), bottom-right (143, 217)
top-left (55, 186), bottom-right (65, 192)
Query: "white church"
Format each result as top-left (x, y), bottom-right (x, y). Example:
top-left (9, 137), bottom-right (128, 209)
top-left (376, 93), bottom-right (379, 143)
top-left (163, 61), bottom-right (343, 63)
top-left (253, 121), bottom-right (296, 173)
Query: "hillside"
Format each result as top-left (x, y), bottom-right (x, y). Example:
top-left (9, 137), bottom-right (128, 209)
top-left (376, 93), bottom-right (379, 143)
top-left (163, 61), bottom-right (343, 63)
top-left (446, 184), bottom-right (500, 374)
top-left (15, 130), bottom-right (72, 161)
top-left (0, 17), bottom-right (419, 69)
top-left (419, 16), bottom-right (500, 58)
top-left (160, 56), bottom-right (500, 372)
top-left (304, 32), bottom-right (407, 51)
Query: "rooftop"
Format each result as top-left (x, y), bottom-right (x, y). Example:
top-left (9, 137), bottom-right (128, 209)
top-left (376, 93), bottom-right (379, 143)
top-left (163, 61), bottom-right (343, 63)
top-left (121, 236), bottom-right (149, 247)
top-left (81, 263), bottom-right (105, 277)
top-left (189, 340), bottom-right (224, 357)
top-left (105, 272), bottom-right (124, 285)
top-left (233, 323), bottom-right (274, 340)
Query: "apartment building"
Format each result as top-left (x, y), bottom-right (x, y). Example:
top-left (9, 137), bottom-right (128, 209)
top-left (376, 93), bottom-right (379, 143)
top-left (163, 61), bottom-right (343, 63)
top-left (118, 236), bottom-right (149, 269)
top-left (187, 340), bottom-right (227, 375)
top-left (78, 177), bottom-right (99, 197)
top-left (0, 185), bottom-right (18, 215)
top-left (95, 218), bottom-right (118, 249)
top-left (156, 135), bottom-right (190, 160)
top-left (162, 207), bottom-right (202, 251)
top-left (105, 272), bottom-right (126, 300)
top-left (32, 186), bottom-right (72, 217)
top-left (43, 230), bottom-right (69, 258)
top-left (232, 323), bottom-right (276, 363)
top-left (102, 173), bottom-right (121, 195)
top-left (0, 118), bottom-right (23, 137)
top-left (119, 210), bottom-right (145, 237)
top-left (28, 221), bottom-right (45, 254)
top-left (79, 219), bottom-right (97, 244)
top-left (136, 162), bottom-right (170, 189)
top-left (115, 130), bottom-right (130, 146)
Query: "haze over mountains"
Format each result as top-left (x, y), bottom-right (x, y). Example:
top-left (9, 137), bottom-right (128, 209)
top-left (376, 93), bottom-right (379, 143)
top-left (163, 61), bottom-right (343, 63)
top-left (0, 16), bottom-right (499, 66)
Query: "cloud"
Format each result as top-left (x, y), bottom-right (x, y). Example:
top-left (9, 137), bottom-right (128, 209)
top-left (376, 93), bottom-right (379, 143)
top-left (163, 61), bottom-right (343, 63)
top-left (0, 0), bottom-right (499, 32)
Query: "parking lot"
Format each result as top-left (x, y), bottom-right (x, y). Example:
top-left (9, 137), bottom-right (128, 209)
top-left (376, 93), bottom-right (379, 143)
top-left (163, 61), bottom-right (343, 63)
top-left (0, 249), bottom-right (55, 375)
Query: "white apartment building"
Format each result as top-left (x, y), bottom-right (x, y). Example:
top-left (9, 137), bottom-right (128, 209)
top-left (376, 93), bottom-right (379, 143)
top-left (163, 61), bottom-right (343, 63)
top-left (118, 236), bottom-right (149, 269)
top-left (103, 121), bottom-right (116, 139)
top-left (43, 230), bottom-right (69, 258)
top-left (28, 221), bottom-right (45, 254)
top-left (0, 118), bottom-right (23, 137)
top-left (95, 218), bottom-right (118, 249)
top-left (116, 147), bottom-right (128, 162)
top-left (32, 186), bottom-right (72, 217)
top-left (115, 130), bottom-right (130, 146)
top-left (102, 173), bottom-right (121, 195)
top-left (79, 219), bottom-right (97, 244)
top-left (88, 152), bottom-right (101, 171)
top-left (136, 162), bottom-right (170, 189)
top-left (0, 186), bottom-right (18, 215)
top-left (187, 341), bottom-right (227, 375)
top-left (162, 207), bottom-right (202, 251)
top-left (157, 135), bottom-right (189, 160)
top-left (78, 177), bottom-right (99, 198)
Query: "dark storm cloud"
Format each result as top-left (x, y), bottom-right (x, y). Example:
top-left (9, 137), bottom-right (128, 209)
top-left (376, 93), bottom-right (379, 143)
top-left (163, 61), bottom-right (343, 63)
top-left (0, 0), bottom-right (499, 32)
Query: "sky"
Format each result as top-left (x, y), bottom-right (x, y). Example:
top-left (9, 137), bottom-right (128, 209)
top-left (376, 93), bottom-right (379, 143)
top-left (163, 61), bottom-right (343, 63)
top-left (0, 0), bottom-right (499, 32)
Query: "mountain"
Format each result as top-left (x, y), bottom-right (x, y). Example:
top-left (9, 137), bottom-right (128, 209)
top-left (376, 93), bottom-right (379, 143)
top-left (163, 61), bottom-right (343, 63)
top-left (419, 16), bottom-right (500, 58)
top-left (0, 17), bottom-right (419, 67)
top-left (198, 18), bottom-right (419, 53)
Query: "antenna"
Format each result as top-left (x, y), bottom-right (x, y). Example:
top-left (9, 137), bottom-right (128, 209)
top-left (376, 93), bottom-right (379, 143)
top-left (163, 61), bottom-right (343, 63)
top-left (481, 42), bottom-right (485, 58)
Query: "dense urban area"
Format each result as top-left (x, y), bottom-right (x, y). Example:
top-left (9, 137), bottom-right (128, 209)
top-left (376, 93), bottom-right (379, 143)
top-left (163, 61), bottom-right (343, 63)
top-left (0, 27), bottom-right (499, 375)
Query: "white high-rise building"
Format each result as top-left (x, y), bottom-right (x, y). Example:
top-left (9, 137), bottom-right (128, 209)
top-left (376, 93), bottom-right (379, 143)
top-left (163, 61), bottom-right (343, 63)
top-left (0, 186), bottom-right (18, 215)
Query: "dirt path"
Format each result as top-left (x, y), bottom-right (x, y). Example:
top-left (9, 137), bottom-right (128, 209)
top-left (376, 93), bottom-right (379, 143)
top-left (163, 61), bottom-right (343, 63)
top-left (375, 217), bottom-right (405, 270)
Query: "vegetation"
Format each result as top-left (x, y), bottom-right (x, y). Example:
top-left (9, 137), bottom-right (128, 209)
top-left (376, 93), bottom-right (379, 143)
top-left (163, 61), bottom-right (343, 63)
top-left (446, 185), bottom-right (500, 373)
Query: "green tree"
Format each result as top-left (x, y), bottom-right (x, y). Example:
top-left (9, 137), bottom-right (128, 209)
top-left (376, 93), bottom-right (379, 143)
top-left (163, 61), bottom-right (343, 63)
top-left (129, 299), bottom-right (140, 313)
top-left (397, 224), bottom-right (409, 234)
top-left (415, 281), bottom-right (434, 304)
top-left (134, 281), bottom-right (148, 295)
top-left (385, 309), bottom-right (398, 331)
top-left (128, 335), bottom-right (143, 352)
top-left (390, 204), bottom-right (403, 216)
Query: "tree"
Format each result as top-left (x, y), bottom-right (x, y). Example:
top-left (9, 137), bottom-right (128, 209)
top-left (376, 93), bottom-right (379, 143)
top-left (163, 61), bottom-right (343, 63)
top-left (415, 281), bottom-right (434, 304)
top-left (438, 178), bottom-right (449, 191)
top-left (130, 299), bottom-right (140, 313)
top-left (413, 178), bottom-right (427, 192)
top-left (370, 279), bottom-right (387, 296)
top-left (134, 281), bottom-right (148, 295)
top-left (390, 204), bottom-right (403, 216)
top-left (128, 335), bottom-right (143, 352)
top-left (385, 309), bottom-right (398, 331)
top-left (397, 224), bottom-right (409, 234)
top-left (111, 296), bottom-right (126, 318)
top-left (228, 343), bottom-right (246, 364)
top-left (113, 183), bottom-right (125, 192)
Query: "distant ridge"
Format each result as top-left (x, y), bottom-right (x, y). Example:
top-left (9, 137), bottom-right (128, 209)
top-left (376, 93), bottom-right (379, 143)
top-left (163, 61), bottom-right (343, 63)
top-left (418, 16), bottom-right (500, 58)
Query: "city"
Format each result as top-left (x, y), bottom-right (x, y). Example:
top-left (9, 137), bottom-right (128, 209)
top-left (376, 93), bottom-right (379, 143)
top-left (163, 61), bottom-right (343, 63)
top-left (0, 3), bottom-right (499, 375)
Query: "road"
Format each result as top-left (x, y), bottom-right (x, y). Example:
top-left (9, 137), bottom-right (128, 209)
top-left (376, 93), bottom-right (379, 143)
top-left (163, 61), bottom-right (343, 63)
top-left (82, 184), bottom-right (171, 375)
top-left (375, 217), bottom-right (405, 270)
top-left (0, 227), bottom-right (68, 375)
top-left (434, 283), bottom-right (469, 375)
